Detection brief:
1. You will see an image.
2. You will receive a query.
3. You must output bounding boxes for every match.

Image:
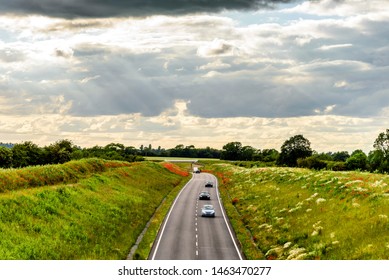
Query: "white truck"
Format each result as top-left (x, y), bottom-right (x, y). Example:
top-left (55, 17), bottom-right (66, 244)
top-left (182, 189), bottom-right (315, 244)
top-left (193, 167), bottom-right (201, 173)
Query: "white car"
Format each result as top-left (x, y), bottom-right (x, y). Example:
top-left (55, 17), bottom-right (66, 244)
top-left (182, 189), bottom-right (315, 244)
top-left (201, 204), bottom-right (215, 217)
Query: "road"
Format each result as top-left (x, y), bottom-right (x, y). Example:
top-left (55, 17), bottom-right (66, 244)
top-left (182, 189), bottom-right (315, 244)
top-left (149, 172), bottom-right (243, 260)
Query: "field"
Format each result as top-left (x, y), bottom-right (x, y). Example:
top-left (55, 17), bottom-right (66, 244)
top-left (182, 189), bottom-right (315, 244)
top-left (145, 156), bottom-right (220, 162)
top-left (207, 163), bottom-right (389, 260)
top-left (0, 159), bottom-right (190, 259)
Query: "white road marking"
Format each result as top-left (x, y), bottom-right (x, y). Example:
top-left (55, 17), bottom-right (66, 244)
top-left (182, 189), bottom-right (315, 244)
top-left (212, 174), bottom-right (244, 260)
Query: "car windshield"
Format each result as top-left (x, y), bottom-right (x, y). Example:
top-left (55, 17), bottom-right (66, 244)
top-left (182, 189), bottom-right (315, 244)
top-left (203, 205), bottom-right (214, 210)
top-left (200, 192), bottom-right (209, 195)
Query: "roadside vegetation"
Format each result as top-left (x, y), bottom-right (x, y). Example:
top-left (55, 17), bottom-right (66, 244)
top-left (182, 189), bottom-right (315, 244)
top-left (0, 158), bottom-right (189, 259)
top-left (208, 163), bottom-right (389, 260)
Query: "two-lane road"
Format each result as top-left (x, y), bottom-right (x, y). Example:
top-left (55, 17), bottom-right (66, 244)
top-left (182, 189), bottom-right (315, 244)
top-left (150, 172), bottom-right (242, 260)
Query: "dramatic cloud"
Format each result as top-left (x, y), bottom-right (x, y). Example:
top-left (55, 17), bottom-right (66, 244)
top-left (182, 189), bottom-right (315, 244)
top-left (0, 0), bottom-right (297, 18)
top-left (0, 0), bottom-right (388, 153)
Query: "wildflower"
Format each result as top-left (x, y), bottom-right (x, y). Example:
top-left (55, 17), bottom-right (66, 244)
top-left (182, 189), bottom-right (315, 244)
top-left (288, 206), bottom-right (301, 213)
top-left (287, 248), bottom-right (307, 260)
top-left (372, 180), bottom-right (387, 188)
top-left (258, 223), bottom-right (270, 229)
top-left (332, 241), bottom-right (340, 245)
top-left (284, 242), bottom-right (292, 249)
top-left (378, 214), bottom-right (388, 220)
top-left (316, 198), bottom-right (326, 204)
top-left (265, 246), bottom-right (284, 259)
top-left (296, 202), bottom-right (304, 207)
top-left (345, 180), bottom-right (363, 186)
top-left (306, 208), bottom-right (312, 212)
top-left (352, 202), bottom-right (360, 208)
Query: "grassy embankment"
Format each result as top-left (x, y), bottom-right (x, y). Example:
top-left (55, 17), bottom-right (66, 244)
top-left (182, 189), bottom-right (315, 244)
top-left (0, 158), bottom-right (190, 259)
top-left (206, 163), bottom-right (389, 260)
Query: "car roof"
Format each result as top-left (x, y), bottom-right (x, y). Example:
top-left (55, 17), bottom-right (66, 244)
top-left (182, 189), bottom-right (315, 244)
top-left (203, 204), bottom-right (214, 208)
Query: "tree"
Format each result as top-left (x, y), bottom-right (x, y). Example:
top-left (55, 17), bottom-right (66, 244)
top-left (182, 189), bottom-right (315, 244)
top-left (221, 142), bottom-right (242, 160)
top-left (331, 151), bottom-right (350, 162)
top-left (0, 146), bottom-right (12, 168)
top-left (346, 150), bottom-right (367, 170)
top-left (255, 148), bottom-right (279, 162)
top-left (371, 129), bottom-right (389, 173)
top-left (373, 129), bottom-right (389, 157)
top-left (12, 141), bottom-right (43, 167)
top-left (44, 139), bottom-right (75, 164)
top-left (277, 135), bottom-right (312, 167)
top-left (367, 150), bottom-right (387, 173)
top-left (240, 146), bottom-right (256, 161)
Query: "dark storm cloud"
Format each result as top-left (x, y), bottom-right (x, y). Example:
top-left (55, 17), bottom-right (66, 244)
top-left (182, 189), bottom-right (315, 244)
top-left (0, 0), bottom-right (296, 18)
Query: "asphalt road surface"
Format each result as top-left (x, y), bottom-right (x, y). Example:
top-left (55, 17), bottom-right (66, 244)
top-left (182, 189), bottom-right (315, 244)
top-left (150, 172), bottom-right (243, 260)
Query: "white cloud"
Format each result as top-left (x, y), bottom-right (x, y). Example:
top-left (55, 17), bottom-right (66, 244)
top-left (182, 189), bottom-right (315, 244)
top-left (198, 59), bottom-right (231, 70)
top-left (197, 38), bottom-right (236, 57)
top-left (0, 1), bottom-right (388, 152)
top-left (318, 43), bottom-right (353, 51)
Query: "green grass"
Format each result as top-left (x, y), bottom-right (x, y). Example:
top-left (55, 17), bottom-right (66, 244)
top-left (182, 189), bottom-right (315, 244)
top-left (0, 159), bottom-right (189, 259)
top-left (208, 163), bottom-right (389, 260)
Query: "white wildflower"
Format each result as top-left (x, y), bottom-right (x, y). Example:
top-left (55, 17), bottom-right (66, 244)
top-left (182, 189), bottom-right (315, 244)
top-left (316, 198), bottom-right (326, 204)
top-left (276, 217), bottom-right (284, 223)
top-left (378, 214), bottom-right (388, 220)
top-left (293, 253), bottom-right (308, 260)
top-left (283, 242), bottom-right (292, 249)
top-left (352, 202), bottom-right (360, 208)
top-left (345, 180), bottom-right (363, 186)
top-left (372, 180), bottom-right (387, 188)
top-left (287, 248), bottom-right (307, 260)
top-left (258, 223), bottom-right (269, 229)
top-left (306, 208), bottom-right (312, 212)
top-left (332, 241), bottom-right (340, 245)
top-left (288, 206), bottom-right (301, 213)
top-left (265, 246), bottom-right (284, 258)
top-left (330, 232), bottom-right (336, 239)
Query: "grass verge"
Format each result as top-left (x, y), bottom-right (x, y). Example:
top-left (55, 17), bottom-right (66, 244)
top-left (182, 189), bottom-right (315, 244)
top-left (207, 163), bottom-right (389, 260)
top-left (0, 159), bottom-right (188, 259)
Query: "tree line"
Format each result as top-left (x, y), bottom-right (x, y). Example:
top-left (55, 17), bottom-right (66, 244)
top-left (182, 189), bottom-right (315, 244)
top-left (220, 130), bottom-right (389, 174)
top-left (1, 129), bottom-right (389, 173)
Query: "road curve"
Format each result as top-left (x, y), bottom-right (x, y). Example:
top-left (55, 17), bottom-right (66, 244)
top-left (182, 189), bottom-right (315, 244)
top-left (149, 172), bottom-right (242, 260)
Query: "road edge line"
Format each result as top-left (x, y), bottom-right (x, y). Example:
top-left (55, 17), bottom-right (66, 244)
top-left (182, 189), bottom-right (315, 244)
top-left (150, 174), bottom-right (195, 260)
top-left (213, 173), bottom-right (244, 260)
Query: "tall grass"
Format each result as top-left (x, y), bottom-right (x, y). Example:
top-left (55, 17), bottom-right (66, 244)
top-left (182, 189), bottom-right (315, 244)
top-left (0, 158), bottom-right (122, 192)
top-left (0, 159), bottom-right (188, 259)
top-left (208, 164), bottom-right (389, 260)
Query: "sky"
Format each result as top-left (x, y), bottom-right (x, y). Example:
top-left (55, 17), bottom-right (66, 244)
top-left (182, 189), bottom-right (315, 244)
top-left (0, 0), bottom-right (388, 153)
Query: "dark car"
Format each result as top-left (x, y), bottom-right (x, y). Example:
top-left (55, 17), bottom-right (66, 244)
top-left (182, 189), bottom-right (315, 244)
top-left (199, 191), bottom-right (211, 200)
top-left (205, 181), bottom-right (214, 188)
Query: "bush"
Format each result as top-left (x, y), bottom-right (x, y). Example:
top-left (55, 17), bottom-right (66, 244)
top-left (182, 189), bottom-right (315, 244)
top-left (297, 156), bottom-right (327, 170)
top-left (326, 161), bottom-right (347, 171)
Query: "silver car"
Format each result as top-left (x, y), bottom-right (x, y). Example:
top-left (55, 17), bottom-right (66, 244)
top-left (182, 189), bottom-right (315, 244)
top-left (201, 204), bottom-right (215, 217)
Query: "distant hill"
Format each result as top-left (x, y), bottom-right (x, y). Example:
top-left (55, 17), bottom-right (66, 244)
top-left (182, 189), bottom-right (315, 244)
top-left (0, 143), bottom-right (14, 149)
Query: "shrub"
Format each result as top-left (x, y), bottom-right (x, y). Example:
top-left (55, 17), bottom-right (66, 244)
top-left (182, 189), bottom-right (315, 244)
top-left (297, 156), bottom-right (327, 170)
